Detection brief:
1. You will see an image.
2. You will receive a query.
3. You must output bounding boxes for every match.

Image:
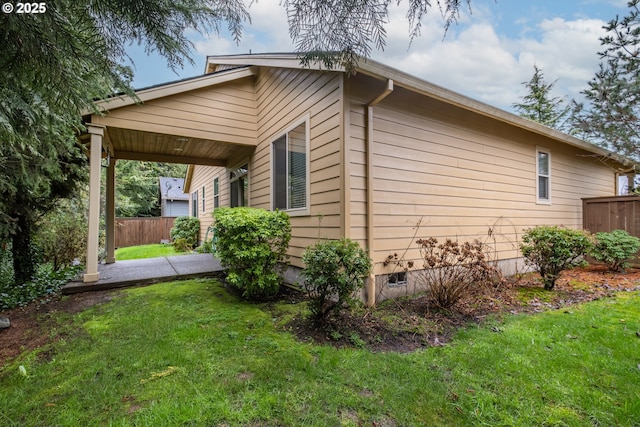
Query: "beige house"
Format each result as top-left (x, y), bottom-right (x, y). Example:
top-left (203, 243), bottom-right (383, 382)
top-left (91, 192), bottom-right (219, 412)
top-left (82, 53), bottom-right (635, 303)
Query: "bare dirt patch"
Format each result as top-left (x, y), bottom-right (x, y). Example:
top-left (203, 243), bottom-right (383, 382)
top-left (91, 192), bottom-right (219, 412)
top-left (0, 290), bottom-right (118, 366)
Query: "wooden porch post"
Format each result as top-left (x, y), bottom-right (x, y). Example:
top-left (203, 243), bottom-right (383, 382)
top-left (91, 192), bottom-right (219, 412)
top-left (105, 158), bottom-right (116, 264)
top-left (83, 124), bottom-right (105, 282)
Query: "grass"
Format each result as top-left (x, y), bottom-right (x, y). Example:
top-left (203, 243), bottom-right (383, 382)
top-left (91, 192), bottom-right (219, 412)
top-left (0, 279), bottom-right (639, 426)
top-left (115, 243), bottom-right (185, 260)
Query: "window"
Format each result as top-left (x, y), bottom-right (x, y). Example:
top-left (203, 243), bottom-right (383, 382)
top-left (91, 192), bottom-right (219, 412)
top-left (272, 119), bottom-right (309, 212)
top-left (537, 148), bottom-right (551, 203)
top-left (201, 185), bottom-right (206, 213)
top-left (388, 271), bottom-right (407, 288)
top-left (191, 190), bottom-right (198, 217)
top-left (229, 164), bottom-right (248, 208)
top-left (213, 177), bottom-right (219, 208)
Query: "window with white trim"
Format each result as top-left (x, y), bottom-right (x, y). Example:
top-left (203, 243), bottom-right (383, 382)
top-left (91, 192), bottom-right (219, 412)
top-left (213, 177), bottom-right (219, 208)
top-left (191, 190), bottom-right (198, 217)
top-left (272, 119), bottom-right (309, 212)
top-left (536, 148), bottom-right (551, 203)
top-left (201, 185), bottom-right (206, 213)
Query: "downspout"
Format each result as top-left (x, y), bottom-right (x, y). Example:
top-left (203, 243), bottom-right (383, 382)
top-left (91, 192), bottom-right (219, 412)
top-left (365, 79), bottom-right (394, 306)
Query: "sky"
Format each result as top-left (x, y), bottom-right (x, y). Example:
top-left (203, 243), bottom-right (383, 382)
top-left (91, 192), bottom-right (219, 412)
top-left (126, 0), bottom-right (630, 113)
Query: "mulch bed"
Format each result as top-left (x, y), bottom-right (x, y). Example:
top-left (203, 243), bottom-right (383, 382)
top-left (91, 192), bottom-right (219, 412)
top-left (284, 265), bottom-right (640, 353)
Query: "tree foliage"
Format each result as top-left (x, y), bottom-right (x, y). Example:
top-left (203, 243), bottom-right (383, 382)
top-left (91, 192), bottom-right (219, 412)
top-left (284, 0), bottom-right (472, 72)
top-left (0, 0), bottom-right (249, 283)
top-left (513, 65), bottom-right (569, 131)
top-left (572, 0), bottom-right (640, 161)
top-left (115, 161), bottom-right (187, 217)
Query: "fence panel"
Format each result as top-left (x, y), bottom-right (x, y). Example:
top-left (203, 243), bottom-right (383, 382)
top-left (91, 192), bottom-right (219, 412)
top-left (582, 196), bottom-right (640, 237)
top-left (115, 217), bottom-right (176, 248)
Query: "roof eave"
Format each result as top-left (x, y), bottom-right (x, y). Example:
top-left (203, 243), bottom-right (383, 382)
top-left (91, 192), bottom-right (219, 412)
top-left (355, 58), bottom-right (638, 171)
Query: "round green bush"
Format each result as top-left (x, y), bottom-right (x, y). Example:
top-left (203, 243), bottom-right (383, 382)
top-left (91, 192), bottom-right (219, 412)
top-left (170, 216), bottom-right (200, 250)
top-left (302, 238), bottom-right (372, 321)
top-left (213, 207), bottom-right (291, 299)
top-left (591, 229), bottom-right (640, 272)
top-left (520, 225), bottom-right (592, 290)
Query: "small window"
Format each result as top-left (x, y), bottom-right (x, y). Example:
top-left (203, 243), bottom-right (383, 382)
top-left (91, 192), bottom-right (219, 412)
top-left (536, 148), bottom-right (551, 203)
top-left (388, 272), bottom-right (407, 288)
top-left (191, 190), bottom-right (198, 218)
top-left (273, 119), bottom-right (309, 212)
top-left (201, 185), bottom-right (206, 213)
top-left (213, 177), bottom-right (220, 208)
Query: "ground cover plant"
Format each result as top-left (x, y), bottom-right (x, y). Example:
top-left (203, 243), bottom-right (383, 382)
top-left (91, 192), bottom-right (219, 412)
top-left (1, 268), bottom-right (639, 426)
top-left (114, 244), bottom-right (184, 261)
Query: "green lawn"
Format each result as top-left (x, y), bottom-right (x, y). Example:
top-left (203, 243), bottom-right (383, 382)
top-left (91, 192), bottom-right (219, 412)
top-left (115, 243), bottom-right (185, 260)
top-left (0, 279), bottom-right (638, 426)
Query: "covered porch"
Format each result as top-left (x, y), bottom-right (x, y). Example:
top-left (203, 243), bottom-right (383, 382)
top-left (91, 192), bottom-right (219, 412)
top-left (80, 68), bottom-right (258, 283)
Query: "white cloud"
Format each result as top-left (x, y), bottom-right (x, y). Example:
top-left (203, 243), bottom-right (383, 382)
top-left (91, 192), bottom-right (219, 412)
top-left (189, 0), bottom-right (611, 111)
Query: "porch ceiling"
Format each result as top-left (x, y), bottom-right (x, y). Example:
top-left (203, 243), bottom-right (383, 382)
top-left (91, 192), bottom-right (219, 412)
top-left (102, 127), bottom-right (255, 167)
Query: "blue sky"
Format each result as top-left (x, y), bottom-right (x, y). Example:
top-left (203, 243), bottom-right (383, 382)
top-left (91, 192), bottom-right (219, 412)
top-left (126, 0), bottom-right (628, 112)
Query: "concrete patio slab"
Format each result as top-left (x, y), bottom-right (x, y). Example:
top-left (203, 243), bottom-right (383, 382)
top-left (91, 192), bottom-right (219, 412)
top-left (63, 253), bottom-right (224, 294)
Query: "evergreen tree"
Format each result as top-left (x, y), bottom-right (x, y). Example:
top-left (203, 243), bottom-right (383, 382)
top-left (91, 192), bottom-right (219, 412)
top-left (513, 65), bottom-right (569, 131)
top-left (116, 161), bottom-right (188, 218)
top-left (572, 0), bottom-right (640, 161)
top-left (284, 0), bottom-right (471, 72)
top-left (0, 0), bottom-right (248, 283)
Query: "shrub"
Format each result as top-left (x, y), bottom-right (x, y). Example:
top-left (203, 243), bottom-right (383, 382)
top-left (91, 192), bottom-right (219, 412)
top-left (302, 238), bottom-right (372, 321)
top-left (172, 238), bottom-right (192, 253)
top-left (591, 229), bottom-right (640, 272)
top-left (170, 216), bottom-right (200, 250)
top-left (34, 201), bottom-right (87, 270)
top-left (213, 207), bottom-right (291, 299)
top-left (416, 237), bottom-right (500, 309)
top-left (520, 226), bottom-right (592, 290)
top-left (0, 263), bottom-right (82, 310)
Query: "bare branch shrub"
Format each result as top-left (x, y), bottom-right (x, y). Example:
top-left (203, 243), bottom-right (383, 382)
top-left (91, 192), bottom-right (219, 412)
top-left (416, 237), bottom-right (502, 309)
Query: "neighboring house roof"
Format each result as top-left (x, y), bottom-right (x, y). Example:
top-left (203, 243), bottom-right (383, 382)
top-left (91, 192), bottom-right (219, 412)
top-left (159, 177), bottom-right (189, 201)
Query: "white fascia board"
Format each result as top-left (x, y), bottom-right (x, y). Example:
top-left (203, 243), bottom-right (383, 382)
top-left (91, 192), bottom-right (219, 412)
top-left (89, 67), bottom-right (257, 113)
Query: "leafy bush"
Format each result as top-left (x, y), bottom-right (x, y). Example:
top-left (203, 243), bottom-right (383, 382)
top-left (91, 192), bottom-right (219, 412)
top-left (0, 244), bottom-right (13, 287)
top-left (590, 229), bottom-right (640, 272)
top-left (0, 263), bottom-right (82, 310)
top-left (302, 238), bottom-right (372, 321)
top-left (34, 201), bottom-right (87, 270)
top-left (172, 238), bottom-right (192, 253)
top-left (416, 237), bottom-right (500, 309)
top-left (213, 207), bottom-right (291, 299)
top-left (520, 226), bottom-right (592, 290)
top-left (195, 239), bottom-right (214, 254)
top-left (170, 216), bottom-right (200, 250)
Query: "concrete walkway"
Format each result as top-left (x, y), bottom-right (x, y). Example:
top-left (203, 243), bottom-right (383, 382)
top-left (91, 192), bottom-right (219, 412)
top-left (63, 254), bottom-right (224, 294)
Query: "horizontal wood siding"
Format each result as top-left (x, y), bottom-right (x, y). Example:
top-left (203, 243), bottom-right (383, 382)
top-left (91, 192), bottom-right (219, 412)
top-left (95, 78), bottom-right (258, 147)
top-left (188, 166), bottom-right (229, 243)
top-left (252, 68), bottom-right (344, 265)
top-left (349, 75), bottom-right (617, 274)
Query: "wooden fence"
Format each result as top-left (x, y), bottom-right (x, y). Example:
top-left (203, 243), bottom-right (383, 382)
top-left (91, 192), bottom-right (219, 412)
top-left (582, 196), bottom-right (640, 237)
top-left (115, 217), bottom-right (176, 248)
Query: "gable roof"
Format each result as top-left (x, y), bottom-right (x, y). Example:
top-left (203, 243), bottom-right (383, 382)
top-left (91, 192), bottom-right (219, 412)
top-left (205, 53), bottom-right (637, 172)
top-left (159, 177), bottom-right (188, 201)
